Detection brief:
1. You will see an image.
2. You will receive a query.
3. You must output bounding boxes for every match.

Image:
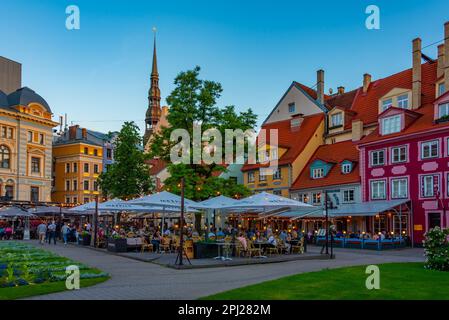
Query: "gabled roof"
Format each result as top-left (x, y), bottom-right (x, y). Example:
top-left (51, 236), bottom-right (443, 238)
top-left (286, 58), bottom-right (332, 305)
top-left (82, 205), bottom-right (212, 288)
top-left (242, 113), bottom-right (324, 171)
top-left (347, 62), bottom-right (437, 130)
top-left (291, 140), bottom-right (360, 190)
top-left (262, 81), bottom-right (328, 125)
top-left (325, 89), bottom-right (358, 111)
top-left (357, 62), bottom-right (448, 146)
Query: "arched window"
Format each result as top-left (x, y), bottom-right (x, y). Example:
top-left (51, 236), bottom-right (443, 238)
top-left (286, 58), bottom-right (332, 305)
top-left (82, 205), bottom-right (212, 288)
top-left (0, 145), bottom-right (10, 169)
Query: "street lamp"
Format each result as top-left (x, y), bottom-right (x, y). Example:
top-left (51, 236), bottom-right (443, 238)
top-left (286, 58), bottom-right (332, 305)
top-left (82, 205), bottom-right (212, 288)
top-left (323, 190), bottom-right (329, 255)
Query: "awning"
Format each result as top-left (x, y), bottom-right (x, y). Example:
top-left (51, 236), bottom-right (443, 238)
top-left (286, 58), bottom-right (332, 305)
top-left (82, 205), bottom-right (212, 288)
top-left (274, 199), bottom-right (410, 219)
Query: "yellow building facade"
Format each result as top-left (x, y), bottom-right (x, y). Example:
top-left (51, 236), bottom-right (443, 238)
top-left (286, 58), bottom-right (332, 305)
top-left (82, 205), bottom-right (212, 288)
top-left (52, 125), bottom-right (103, 204)
top-left (0, 87), bottom-right (58, 202)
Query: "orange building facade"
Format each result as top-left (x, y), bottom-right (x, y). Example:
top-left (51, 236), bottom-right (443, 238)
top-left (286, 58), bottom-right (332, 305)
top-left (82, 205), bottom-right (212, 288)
top-left (52, 125), bottom-right (103, 204)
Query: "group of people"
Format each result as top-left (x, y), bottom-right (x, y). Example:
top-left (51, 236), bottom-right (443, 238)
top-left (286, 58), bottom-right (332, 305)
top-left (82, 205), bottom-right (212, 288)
top-left (334, 230), bottom-right (396, 240)
top-left (0, 224), bottom-right (14, 240)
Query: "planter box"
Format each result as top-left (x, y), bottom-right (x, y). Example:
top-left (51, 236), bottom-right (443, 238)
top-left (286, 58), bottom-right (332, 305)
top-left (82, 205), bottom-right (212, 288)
top-left (81, 234), bottom-right (91, 246)
top-left (194, 242), bottom-right (219, 259)
top-left (107, 238), bottom-right (127, 252)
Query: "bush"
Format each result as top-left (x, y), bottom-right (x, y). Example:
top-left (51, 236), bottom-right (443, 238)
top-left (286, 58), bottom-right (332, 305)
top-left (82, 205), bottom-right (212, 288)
top-left (423, 227), bottom-right (449, 271)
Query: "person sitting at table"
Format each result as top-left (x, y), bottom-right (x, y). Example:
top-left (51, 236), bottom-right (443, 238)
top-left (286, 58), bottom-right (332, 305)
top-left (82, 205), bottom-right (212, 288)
top-left (268, 235), bottom-right (277, 247)
top-left (291, 229), bottom-right (298, 240)
top-left (152, 230), bottom-right (162, 252)
top-left (336, 230), bottom-right (343, 238)
top-left (237, 232), bottom-right (248, 250)
top-left (216, 228), bottom-right (225, 237)
top-left (279, 230), bottom-right (287, 242)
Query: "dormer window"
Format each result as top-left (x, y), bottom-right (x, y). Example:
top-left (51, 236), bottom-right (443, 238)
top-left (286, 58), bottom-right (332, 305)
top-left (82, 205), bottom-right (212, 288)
top-left (312, 168), bottom-right (324, 179)
top-left (397, 94), bottom-right (409, 109)
top-left (288, 103), bottom-right (296, 113)
top-left (331, 113), bottom-right (343, 127)
top-left (438, 103), bottom-right (449, 119)
top-left (382, 98), bottom-right (393, 112)
top-left (341, 162), bottom-right (352, 174)
top-left (381, 115), bottom-right (401, 135)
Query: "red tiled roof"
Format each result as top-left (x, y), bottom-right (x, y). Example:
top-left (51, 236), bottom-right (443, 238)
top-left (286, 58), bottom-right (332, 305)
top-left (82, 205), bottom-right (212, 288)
top-left (293, 82), bottom-right (330, 101)
top-left (146, 159), bottom-right (167, 175)
top-left (357, 62), bottom-right (449, 145)
top-left (241, 113), bottom-right (324, 171)
top-left (291, 140), bottom-right (360, 190)
top-left (325, 89), bottom-right (358, 111)
top-left (347, 62), bottom-right (437, 130)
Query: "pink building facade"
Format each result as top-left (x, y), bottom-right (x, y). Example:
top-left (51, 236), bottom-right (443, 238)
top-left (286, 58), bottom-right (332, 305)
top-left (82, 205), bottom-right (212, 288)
top-left (359, 92), bottom-right (449, 245)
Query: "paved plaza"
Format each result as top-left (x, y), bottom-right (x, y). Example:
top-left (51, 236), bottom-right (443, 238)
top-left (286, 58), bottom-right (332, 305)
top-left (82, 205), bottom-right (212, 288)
top-left (25, 241), bottom-right (424, 300)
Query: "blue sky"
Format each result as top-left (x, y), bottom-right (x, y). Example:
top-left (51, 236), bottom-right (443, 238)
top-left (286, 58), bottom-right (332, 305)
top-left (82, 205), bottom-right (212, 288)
top-left (1, 0), bottom-right (449, 133)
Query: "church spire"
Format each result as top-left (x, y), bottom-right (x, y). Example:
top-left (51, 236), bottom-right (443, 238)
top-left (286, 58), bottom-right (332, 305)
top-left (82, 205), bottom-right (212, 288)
top-left (144, 27), bottom-right (162, 146)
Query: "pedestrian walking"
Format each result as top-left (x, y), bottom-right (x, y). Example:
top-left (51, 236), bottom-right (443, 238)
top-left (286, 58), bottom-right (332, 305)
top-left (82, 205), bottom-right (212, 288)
top-left (47, 221), bottom-right (57, 245)
top-left (37, 221), bottom-right (47, 244)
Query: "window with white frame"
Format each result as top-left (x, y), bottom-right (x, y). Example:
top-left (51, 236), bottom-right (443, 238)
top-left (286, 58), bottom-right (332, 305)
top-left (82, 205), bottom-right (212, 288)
top-left (343, 189), bottom-right (355, 203)
top-left (273, 168), bottom-right (282, 180)
top-left (382, 115), bottom-right (401, 135)
top-left (391, 178), bottom-right (408, 199)
top-left (391, 146), bottom-right (407, 163)
top-left (382, 98), bottom-right (393, 111)
top-left (312, 168), bottom-right (324, 179)
top-left (397, 94), bottom-right (409, 109)
top-left (439, 83), bottom-right (446, 97)
top-left (288, 103), bottom-right (296, 113)
top-left (331, 113), bottom-right (343, 127)
top-left (259, 168), bottom-right (267, 182)
top-left (370, 150), bottom-right (385, 166)
top-left (438, 103), bottom-right (449, 119)
top-left (370, 180), bottom-right (386, 200)
top-left (421, 140), bottom-right (439, 159)
top-left (341, 163), bottom-right (352, 174)
top-left (421, 175), bottom-right (438, 198)
top-left (312, 192), bottom-right (321, 205)
top-left (298, 193), bottom-right (309, 203)
top-left (248, 172), bottom-right (255, 183)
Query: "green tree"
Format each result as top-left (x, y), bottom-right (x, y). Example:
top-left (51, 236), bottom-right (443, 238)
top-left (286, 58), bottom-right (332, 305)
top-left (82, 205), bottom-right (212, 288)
top-left (98, 122), bottom-right (153, 199)
top-left (149, 66), bottom-right (256, 200)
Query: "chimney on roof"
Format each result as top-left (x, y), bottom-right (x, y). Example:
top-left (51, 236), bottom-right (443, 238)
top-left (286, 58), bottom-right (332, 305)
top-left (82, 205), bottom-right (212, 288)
top-left (351, 119), bottom-right (364, 142)
top-left (82, 128), bottom-right (87, 140)
top-left (363, 74), bottom-right (371, 93)
top-left (337, 86), bottom-right (345, 95)
top-left (444, 22), bottom-right (449, 94)
top-left (290, 113), bottom-right (304, 131)
top-left (412, 38), bottom-right (422, 109)
top-left (317, 69), bottom-right (324, 105)
top-left (68, 125), bottom-right (78, 140)
top-left (437, 44), bottom-right (445, 79)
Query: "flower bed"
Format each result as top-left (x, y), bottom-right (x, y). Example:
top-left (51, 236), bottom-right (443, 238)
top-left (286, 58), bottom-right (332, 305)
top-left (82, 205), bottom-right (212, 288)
top-left (0, 242), bottom-right (108, 298)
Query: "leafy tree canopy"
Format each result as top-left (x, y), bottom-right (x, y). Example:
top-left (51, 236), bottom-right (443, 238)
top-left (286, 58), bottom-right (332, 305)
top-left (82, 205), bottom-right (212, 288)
top-left (98, 121), bottom-right (153, 199)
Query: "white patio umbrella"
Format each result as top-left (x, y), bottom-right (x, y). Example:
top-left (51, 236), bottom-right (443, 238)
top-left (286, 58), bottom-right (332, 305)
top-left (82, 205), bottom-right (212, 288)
top-left (69, 199), bottom-right (150, 215)
top-left (221, 192), bottom-right (314, 214)
top-left (127, 191), bottom-right (203, 234)
top-left (194, 195), bottom-right (240, 229)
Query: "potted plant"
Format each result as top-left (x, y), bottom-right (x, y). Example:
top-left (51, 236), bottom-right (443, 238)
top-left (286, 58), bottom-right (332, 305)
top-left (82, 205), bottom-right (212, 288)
top-left (80, 231), bottom-right (91, 246)
top-left (107, 234), bottom-right (127, 252)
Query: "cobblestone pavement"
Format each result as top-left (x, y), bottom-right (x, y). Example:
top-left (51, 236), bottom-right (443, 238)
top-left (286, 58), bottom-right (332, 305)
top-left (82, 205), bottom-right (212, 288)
top-left (25, 241), bottom-right (424, 300)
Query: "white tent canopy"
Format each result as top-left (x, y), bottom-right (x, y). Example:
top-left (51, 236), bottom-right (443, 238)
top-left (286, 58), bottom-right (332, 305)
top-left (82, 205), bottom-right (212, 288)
top-left (69, 199), bottom-right (151, 215)
top-left (195, 195), bottom-right (239, 210)
top-left (127, 191), bottom-right (202, 210)
top-left (0, 206), bottom-right (37, 218)
top-left (222, 192), bottom-right (313, 212)
top-left (127, 191), bottom-right (202, 234)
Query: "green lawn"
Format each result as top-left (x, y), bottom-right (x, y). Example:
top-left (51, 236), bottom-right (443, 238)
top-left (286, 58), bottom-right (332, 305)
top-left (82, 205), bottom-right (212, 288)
top-left (202, 263), bottom-right (449, 300)
top-left (0, 241), bottom-right (109, 300)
